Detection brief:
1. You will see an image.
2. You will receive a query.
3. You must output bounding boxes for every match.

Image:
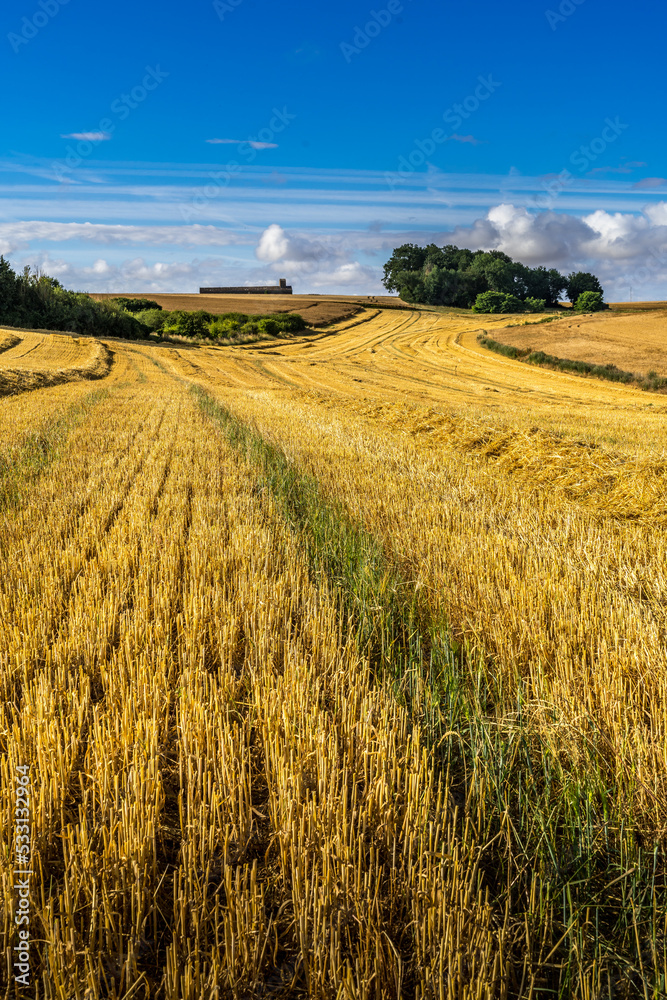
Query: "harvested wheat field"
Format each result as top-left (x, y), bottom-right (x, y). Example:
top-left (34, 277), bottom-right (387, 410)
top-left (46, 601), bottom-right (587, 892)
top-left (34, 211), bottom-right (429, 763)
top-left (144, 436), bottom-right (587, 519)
top-left (90, 293), bottom-right (369, 327)
top-left (2, 305), bottom-right (667, 999)
top-left (492, 305), bottom-right (667, 378)
top-left (0, 330), bottom-right (112, 399)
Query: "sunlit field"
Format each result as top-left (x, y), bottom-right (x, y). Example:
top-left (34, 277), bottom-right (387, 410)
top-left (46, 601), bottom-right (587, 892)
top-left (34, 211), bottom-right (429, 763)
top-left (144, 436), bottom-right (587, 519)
top-left (2, 303), bottom-right (666, 999)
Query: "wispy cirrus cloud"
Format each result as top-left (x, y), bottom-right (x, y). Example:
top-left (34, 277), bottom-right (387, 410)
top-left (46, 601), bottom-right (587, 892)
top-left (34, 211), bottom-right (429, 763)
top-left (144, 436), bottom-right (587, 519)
top-left (0, 221), bottom-right (249, 253)
top-left (447, 134), bottom-right (483, 145)
top-left (60, 131), bottom-right (112, 142)
top-left (587, 160), bottom-right (646, 177)
top-left (4, 158), bottom-right (667, 299)
top-left (633, 177), bottom-right (667, 190)
top-left (206, 138), bottom-right (278, 149)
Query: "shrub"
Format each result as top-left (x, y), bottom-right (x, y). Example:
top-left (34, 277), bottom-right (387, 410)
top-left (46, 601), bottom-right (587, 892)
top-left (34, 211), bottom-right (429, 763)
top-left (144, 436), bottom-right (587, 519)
top-left (524, 297), bottom-right (547, 313)
top-left (471, 291), bottom-right (508, 314)
top-left (219, 312), bottom-right (249, 326)
top-left (134, 309), bottom-right (167, 334)
top-left (258, 318), bottom-right (280, 337)
top-left (574, 291), bottom-right (605, 313)
top-left (502, 294), bottom-right (524, 313)
top-left (163, 310), bottom-right (214, 338)
top-left (0, 257), bottom-right (146, 339)
top-left (472, 291), bottom-right (526, 314)
top-left (112, 297), bottom-right (163, 313)
top-left (273, 312), bottom-right (307, 333)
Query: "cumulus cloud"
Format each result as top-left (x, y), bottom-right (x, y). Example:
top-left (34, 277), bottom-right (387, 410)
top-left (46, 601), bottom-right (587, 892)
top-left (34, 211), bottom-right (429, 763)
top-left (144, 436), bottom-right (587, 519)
top-left (9, 200), bottom-right (667, 301)
top-left (402, 202), bottom-right (667, 300)
top-left (256, 223), bottom-right (333, 264)
top-left (254, 224), bottom-right (378, 291)
top-left (61, 132), bottom-right (112, 142)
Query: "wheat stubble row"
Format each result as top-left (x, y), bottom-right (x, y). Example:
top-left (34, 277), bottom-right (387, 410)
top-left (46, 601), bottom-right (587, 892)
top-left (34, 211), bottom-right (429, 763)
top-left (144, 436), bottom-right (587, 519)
top-left (180, 332), bottom-right (667, 836)
top-left (0, 363), bottom-right (497, 999)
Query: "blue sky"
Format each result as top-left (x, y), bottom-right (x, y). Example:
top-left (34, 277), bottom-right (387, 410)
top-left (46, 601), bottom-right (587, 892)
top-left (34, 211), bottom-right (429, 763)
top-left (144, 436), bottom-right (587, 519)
top-left (1, 0), bottom-right (666, 299)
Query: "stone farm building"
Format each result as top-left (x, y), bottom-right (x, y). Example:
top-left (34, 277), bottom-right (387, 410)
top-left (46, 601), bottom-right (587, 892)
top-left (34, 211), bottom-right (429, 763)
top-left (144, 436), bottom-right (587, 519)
top-left (200, 278), bottom-right (293, 294)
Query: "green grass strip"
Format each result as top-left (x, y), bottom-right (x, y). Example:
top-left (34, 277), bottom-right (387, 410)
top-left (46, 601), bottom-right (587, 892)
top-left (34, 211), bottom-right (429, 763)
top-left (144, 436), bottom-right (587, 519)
top-left (0, 386), bottom-right (109, 511)
top-left (193, 383), bottom-right (667, 998)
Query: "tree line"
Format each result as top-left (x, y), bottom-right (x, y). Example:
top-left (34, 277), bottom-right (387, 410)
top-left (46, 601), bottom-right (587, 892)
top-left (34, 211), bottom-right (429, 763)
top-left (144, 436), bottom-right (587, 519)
top-left (0, 257), bottom-right (145, 338)
top-left (382, 244), bottom-right (605, 313)
top-left (0, 260), bottom-right (307, 341)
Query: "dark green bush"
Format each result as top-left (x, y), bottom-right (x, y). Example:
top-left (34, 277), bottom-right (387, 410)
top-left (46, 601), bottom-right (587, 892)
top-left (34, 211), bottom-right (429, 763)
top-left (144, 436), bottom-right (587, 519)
top-left (134, 309), bottom-right (167, 334)
top-left (258, 318), bottom-right (280, 337)
top-left (502, 294), bottom-right (524, 313)
top-left (273, 312), bottom-right (307, 333)
top-left (111, 297), bottom-right (163, 313)
top-left (163, 310), bottom-right (214, 338)
top-left (471, 291), bottom-right (509, 314)
top-left (574, 291), bottom-right (605, 312)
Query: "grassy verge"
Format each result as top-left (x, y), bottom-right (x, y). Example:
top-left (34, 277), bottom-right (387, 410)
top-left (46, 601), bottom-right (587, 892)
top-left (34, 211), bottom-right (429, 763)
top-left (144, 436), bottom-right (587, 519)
top-left (0, 387), bottom-right (109, 511)
top-left (193, 384), bottom-right (667, 999)
top-left (478, 333), bottom-right (667, 392)
top-left (478, 333), bottom-right (532, 359)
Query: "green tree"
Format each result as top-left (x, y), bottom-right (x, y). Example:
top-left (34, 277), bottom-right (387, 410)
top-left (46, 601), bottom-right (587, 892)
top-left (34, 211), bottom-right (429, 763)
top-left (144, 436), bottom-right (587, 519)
top-left (574, 291), bottom-right (605, 312)
top-left (567, 271), bottom-right (603, 302)
top-left (395, 271), bottom-right (426, 303)
top-left (522, 265), bottom-right (551, 303)
top-left (547, 269), bottom-right (568, 306)
top-left (501, 294), bottom-right (524, 313)
top-left (382, 244), bottom-right (429, 292)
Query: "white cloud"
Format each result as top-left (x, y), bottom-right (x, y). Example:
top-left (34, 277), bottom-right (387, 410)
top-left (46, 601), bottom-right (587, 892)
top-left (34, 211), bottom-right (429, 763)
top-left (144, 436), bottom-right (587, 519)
top-left (206, 139), bottom-right (278, 149)
top-left (20, 254), bottom-right (207, 293)
top-left (61, 132), bottom-right (112, 142)
top-left (255, 223), bottom-right (290, 262)
top-left (304, 261), bottom-right (377, 289)
top-left (10, 250), bottom-right (377, 296)
top-left (425, 202), bottom-right (667, 299)
top-left (254, 224), bottom-right (378, 292)
top-left (6, 150), bottom-right (667, 300)
top-left (0, 221), bottom-right (248, 253)
top-left (255, 223), bottom-right (334, 264)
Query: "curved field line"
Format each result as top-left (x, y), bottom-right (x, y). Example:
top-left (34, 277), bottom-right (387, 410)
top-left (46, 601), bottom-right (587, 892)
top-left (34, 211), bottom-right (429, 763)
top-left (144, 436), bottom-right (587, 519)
top-left (0, 338), bottom-right (114, 398)
top-left (0, 333), bottom-right (21, 354)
